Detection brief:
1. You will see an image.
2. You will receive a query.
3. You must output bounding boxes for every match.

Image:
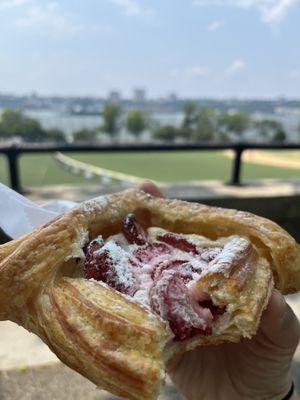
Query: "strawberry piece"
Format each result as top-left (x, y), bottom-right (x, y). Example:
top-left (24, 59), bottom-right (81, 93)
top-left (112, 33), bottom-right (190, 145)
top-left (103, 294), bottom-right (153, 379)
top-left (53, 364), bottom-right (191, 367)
top-left (133, 242), bottom-right (170, 264)
top-left (84, 248), bottom-right (109, 281)
top-left (84, 237), bottom-right (104, 259)
top-left (150, 270), bottom-right (211, 341)
top-left (151, 259), bottom-right (186, 281)
top-left (157, 233), bottom-right (199, 254)
top-left (84, 241), bottom-right (137, 296)
top-left (122, 213), bottom-right (147, 245)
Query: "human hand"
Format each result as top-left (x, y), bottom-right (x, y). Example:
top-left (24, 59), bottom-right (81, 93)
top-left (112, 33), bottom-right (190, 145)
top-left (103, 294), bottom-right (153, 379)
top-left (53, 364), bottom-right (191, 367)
top-left (139, 181), bottom-right (300, 400)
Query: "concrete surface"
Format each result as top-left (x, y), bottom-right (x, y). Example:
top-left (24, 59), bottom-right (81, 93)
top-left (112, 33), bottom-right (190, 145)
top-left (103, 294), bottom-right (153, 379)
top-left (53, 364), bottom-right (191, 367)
top-left (0, 365), bottom-right (182, 400)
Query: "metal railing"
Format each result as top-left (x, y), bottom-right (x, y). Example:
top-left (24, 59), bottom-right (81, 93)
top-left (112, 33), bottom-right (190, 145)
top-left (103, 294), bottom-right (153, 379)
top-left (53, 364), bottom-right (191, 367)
top-left (0, 142), bottom-right (299, 193)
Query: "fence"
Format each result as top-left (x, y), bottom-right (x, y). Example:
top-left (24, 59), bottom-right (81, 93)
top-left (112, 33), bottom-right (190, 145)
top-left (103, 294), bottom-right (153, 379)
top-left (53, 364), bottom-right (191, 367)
top-left (0, 142), bottom-right (299, 193)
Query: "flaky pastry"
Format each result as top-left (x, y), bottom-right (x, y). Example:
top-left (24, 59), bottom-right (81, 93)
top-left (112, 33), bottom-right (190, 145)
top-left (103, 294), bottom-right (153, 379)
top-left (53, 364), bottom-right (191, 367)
top-left (0, 188), bottom-right (299, 400)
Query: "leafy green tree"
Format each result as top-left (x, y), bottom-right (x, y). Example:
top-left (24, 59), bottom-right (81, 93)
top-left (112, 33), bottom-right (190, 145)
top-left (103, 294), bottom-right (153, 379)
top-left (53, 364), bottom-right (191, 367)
top-left (126, 110), bottom-right (147, 138)
top-left (73, 128), bottom-right (98, 142)
top-left (101, 102), bottom-right (122, 139)
top-left (180, 104), bottom-right (221, 142)
top-left (0, 109), bottom-right (23, 139)
top-left (45, 128), bottom-right (66, 143)
top-left (218, 130), bottom-right (231, 142)
top-left (180, 101), bottom-right (198, 140)
top-left (0, 109), bottom-right (44, 142)
top-left (193, 108), bottom-right (216, 142)
top-left (219, 112), bottom-right (251, 140)
top-left (271, 128), bottom-right (286, 143)
top-left (153, 125), bottom-right (178, 142)
top-left (256, 119), bottom-right (279, 139)
top-left (256, 119), bottom-right (286, 143)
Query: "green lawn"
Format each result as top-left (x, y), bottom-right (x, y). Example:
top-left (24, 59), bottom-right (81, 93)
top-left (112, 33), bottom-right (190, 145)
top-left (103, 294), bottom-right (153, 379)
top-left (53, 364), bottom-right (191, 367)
top-left (0, 151), bottom-right (299, 187)
top-left (0, 156), bottom-right (8, 186)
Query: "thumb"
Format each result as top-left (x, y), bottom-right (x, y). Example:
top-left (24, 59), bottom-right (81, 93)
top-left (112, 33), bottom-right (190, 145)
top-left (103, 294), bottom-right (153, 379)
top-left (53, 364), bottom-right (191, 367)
top-left (260, 289), bottom-right (300, 350)
top-left (139, 181), bottom-right (164, 198)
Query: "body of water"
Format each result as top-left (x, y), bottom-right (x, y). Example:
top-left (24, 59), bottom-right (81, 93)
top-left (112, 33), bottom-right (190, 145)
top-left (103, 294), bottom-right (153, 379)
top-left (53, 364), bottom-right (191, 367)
top-left (0, 108), bottom-right (299, 141)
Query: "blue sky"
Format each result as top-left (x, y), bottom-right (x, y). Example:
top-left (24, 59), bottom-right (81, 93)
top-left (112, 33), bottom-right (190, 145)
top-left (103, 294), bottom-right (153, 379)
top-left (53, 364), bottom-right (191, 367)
top-left (0, 0), bottom-right (299, 98)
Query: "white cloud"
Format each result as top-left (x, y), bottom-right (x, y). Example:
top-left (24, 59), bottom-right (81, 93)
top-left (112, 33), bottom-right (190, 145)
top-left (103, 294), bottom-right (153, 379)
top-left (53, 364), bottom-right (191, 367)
top-left (108, 0), bottom-right (150, 16)
top-left (186, 66), bottom-right (209, 78)
top-left (261, 0), bottom-right (298, 26)
top-left (207, 20), bottom-right (222, 31)
top-left (226, 59), bottom-right (246, 75)
top-left (0, 0), bottom-right (32, 10)
top-left (192, 0), bottom-right (299, 27)
top-left (16, 2), bottom-right (81, 36)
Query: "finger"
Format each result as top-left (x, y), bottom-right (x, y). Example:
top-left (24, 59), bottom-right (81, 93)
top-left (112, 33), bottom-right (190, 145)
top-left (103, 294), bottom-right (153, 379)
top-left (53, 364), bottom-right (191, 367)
top-left (139, 181), bottom-right (164, 198)
top-left (260, 289), bottom-right (300, 349)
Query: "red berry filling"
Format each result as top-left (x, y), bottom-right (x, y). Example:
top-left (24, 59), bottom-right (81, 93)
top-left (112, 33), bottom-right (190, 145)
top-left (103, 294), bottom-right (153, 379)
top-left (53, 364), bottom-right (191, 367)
top-left (84, 240), bottom-right (138, 296)
top-left (150, 270), bottom-right (212, 340)
top-left (122, 213), bottom-right (147, 245)
top-left (84, 214), bottom-right (226, 341)
top-left (133, 242), bottom-right (170, 263)
top-left (157, 232), bottom-right (200, 254)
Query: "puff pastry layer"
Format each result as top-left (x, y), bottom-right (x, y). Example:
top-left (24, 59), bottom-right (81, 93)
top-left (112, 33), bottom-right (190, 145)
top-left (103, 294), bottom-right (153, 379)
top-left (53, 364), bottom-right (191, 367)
top-left (0, 188), bottom-right (299, 400)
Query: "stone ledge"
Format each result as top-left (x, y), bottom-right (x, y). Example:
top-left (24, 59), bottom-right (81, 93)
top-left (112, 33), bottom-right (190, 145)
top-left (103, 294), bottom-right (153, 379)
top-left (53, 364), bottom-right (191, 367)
top-left (26, 178), bottom-right (300, 204)
top-left (0, 364), bottom-right (181, 400)
top-left (24, 178), bottom-right (300, 241)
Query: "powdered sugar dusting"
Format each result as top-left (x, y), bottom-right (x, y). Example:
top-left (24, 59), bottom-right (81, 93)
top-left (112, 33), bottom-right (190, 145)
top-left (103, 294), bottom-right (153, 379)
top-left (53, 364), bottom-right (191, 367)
top-left (204, 237), bottom-right (251, 278)
top-left (95, 241), bottom-right (136, 288)
top-left (79, 195), bottom-right (110, 214)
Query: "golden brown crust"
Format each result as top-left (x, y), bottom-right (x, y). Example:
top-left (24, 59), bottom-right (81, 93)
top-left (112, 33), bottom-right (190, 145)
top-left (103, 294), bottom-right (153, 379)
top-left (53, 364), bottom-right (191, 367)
top-left (0, 188), bottom-right (298, 400)
top-left (36, 278), bottom-right (169, 400)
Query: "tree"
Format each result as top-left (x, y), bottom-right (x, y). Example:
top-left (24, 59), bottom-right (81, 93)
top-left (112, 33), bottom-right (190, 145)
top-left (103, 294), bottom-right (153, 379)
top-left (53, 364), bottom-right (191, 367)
top-left (0, 109), bottom-right (44, 142)
top-left (101, 102), bottom-right (122, 139)
top-left (180, 101), bottom-right (198, 140)
top-left (193, 108), bottom-right (216, 142)
top-left (0, 109), bottom-right (24, 139)
top-left (256, 119), bottom-right (285, 143)
top-left (153, 125), bottom-right (178, 142)
top-left (73, 128), bottom-right (98, 142)
top-left (126, 110), bottom-right (147, 138)
top-left (46, 128), bottom-right (66, 143)
top-left (219, 112), bottom-right (251, 140)
top-left (271, 128), bottom-right (286, 143)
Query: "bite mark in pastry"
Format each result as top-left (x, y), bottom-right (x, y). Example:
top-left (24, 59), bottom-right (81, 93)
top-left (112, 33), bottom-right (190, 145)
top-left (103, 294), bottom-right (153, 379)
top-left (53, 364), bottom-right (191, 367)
top-left (0, 189), bottom-right (299, 400)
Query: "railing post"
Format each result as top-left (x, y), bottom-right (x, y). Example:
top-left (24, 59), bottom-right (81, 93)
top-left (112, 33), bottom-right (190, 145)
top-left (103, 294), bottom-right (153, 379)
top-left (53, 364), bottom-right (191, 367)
top-left (229, 146), bottom-right (244, 185)
top-left (6, 146), bottom-right (22, 193)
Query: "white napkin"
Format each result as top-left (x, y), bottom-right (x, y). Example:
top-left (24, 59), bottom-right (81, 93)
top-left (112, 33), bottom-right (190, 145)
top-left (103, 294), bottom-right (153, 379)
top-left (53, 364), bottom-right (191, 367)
top-left (0, 183), bottom-right (76, 239)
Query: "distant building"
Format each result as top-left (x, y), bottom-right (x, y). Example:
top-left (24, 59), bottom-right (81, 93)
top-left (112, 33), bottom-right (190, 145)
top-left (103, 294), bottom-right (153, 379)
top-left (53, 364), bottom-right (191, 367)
top-left (108, 90), bottom-right (121, 103)
top-left (167, 92), bottom-right (178, 102)
top-left (133, 88), bottom-right (146, 103)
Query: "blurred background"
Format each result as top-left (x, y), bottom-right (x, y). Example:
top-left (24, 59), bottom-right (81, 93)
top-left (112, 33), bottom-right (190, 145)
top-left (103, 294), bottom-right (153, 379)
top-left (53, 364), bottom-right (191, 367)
top-left (0, 0), bottom-right (299, 190)
top-left (0, 1), bottom-right (299, 399)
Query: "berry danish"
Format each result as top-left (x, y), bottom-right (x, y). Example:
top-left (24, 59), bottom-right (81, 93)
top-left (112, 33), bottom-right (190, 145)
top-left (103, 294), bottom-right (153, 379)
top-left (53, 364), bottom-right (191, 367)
top-left (0, 189), bottom-right (299, 400)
